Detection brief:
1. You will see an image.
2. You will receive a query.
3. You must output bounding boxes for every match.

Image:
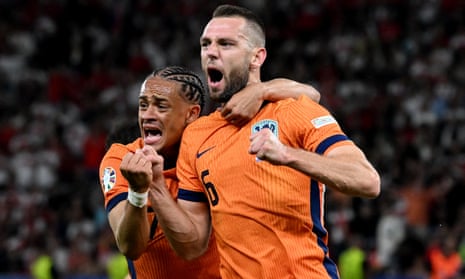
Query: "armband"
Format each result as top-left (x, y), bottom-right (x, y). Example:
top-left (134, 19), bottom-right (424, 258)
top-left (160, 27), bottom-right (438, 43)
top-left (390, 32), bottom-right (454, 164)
top-left (127, 188), bottom-right (148, 208)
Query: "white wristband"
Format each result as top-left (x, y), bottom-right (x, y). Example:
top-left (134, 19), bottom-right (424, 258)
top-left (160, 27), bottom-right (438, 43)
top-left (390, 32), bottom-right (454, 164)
top-left (127, 188), bottom-right (148, 208)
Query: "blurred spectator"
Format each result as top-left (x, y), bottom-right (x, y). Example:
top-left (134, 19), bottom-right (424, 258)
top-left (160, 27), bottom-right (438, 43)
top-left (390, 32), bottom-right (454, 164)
top-left (338, 234), bottom-right (367, 279)
top-left (427, 229), bottom-right (462, 279)
top-left (390, 233), bottom-right (429, 279)
top-left (398, 165), bottom-right (436, 241)
top-left (29, 239), bottom-right (59, 279)
top-left (375, 189), bottom-right (407, 272)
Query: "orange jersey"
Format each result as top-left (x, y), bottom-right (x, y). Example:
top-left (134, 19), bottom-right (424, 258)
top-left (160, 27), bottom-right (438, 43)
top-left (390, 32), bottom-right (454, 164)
top-left (99, 138), bottom-right (220, 279)
top-left (177, 95), bottom-right (353, 279)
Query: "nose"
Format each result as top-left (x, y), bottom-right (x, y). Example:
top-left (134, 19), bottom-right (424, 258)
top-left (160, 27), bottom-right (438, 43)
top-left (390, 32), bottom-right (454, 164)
top-left (203, 43), bottom-right (219, 59)
top-left (141, 104), bottom-right (159, 121)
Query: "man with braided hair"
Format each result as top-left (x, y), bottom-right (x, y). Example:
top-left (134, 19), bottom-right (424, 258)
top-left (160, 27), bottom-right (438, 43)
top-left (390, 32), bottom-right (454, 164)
top-left (100, 66), bottom-right (217, 279)
top-left (99, 65), bottom-right (321, 278)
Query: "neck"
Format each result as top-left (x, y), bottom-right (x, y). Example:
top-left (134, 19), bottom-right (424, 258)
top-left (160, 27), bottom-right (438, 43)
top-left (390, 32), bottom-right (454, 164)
top-left (160, 148), bottom-right (179, 170)
top-left (164, 157), bottom-right (177, 170)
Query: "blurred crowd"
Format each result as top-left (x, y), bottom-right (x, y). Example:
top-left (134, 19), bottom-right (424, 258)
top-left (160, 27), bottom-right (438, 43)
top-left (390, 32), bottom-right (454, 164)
top-left (0, 0), bottom-right (464, 278)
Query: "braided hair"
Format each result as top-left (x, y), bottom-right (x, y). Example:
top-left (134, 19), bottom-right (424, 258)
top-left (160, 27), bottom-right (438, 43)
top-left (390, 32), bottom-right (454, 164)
top-left (152, 66), bottom-right (206, 112)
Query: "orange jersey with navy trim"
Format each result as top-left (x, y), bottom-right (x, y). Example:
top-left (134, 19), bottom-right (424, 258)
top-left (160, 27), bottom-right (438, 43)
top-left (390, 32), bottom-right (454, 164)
top-left (99, 138), bottom-right (220, 279)
top-left (177, 95), bottom-right (353, 279)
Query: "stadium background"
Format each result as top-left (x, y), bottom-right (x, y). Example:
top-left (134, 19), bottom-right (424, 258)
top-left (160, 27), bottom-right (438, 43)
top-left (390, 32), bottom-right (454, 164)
top-left (0, 0), bottom-right (464, 278)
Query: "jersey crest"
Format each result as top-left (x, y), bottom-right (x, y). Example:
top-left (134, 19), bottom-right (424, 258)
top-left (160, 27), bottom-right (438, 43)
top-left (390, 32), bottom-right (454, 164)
top-left (251, 119), bottom-right (278, 137)
top-left (102, 167), bottom-right (116, 192)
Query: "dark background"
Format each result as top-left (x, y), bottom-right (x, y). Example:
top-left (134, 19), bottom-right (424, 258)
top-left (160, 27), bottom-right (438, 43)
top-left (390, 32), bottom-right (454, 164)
top-left (0, 0), bottom-right (464, 278)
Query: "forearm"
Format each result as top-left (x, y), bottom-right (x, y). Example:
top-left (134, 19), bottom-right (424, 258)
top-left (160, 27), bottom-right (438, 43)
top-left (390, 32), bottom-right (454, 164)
top-left (221, 78), bottom-right (320, 126)
top-left (282, 146), bottom-right (380, 198)
top-left (110, 202), bottom-right (150, 260)
top-left (261, 78), bottom-right (320, 103)
top-left (149, 181), bottom-right (210, 260)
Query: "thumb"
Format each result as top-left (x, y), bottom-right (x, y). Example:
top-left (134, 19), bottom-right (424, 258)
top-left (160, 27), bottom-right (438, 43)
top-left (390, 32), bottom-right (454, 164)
top-left (141, 145), bottom-right (159, 162)
top-left (141, 145), bottom-right (155, 154)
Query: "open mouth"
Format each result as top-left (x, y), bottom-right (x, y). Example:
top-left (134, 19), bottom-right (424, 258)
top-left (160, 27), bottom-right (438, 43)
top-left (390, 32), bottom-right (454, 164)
top-left (208, 68), bottom-right (223, 84)
top-left (143, 127), bottom-right (162, 145)
top-left (145, 128), bottom-right (161, 137)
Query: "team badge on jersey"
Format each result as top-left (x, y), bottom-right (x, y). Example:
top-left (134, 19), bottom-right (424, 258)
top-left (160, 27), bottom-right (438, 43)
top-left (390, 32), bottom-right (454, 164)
top-left (251, 119), bottom-right (279, 137)
top-left (252, 120), bottom-right (279, 162)
top-left (102, 167), bottom-right (116, 192)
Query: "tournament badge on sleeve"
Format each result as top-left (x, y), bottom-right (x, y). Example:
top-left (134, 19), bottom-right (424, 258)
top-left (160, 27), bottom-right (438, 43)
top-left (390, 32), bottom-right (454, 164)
top-left (102, 167), bottom-right (116, 192)
top-left (251, 119), bottom-right (279, 162)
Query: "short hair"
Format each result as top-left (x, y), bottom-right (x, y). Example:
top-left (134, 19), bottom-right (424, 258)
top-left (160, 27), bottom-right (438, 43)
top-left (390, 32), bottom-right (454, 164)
top-left (212, 4), bottom-right (265, 48)
top-left (151, 66), bottom-right (206, 112)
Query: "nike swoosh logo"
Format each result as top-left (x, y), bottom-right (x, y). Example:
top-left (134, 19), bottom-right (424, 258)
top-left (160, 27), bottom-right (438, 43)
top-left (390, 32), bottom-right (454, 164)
top-left (196, 146), bottom-right (215, 158)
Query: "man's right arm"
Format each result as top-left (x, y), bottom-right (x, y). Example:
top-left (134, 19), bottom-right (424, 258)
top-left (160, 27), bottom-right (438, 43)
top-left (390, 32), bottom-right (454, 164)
top-left (260, 78), bottom-right (321, 103)
top-left (220, 78), bottom-right (320, 126)
top-left (102, 146), bottom-right (152, 260)
top-left (141, 146), bottom-right (212, 260)
top-left (107, 200), bottom-right (150, 259)
top-left (149, 186), bottom-right (212, 260)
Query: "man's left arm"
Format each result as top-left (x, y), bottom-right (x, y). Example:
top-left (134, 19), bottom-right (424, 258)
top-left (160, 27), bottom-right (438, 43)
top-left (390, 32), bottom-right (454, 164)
top-left (221, 78), bottom-right (320, 126)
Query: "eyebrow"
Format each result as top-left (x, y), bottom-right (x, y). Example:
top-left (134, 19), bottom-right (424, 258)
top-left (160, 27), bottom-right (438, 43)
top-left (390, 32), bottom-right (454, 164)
top-left (139, 95), bottom-right (169, 102)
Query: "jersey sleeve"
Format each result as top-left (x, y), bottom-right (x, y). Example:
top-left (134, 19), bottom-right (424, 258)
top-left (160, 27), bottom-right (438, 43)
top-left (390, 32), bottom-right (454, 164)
top-left (176, 124), bottom-right (209, 203)
top-left (278, 95), bottom-right (354, 155)
top-left (99, 143), bottom-right (131, 213)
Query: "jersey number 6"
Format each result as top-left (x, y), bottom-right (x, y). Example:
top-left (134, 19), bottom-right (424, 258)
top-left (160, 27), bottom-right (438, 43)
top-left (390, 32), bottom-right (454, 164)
top-left (201, 170), bottom-right (219, 206)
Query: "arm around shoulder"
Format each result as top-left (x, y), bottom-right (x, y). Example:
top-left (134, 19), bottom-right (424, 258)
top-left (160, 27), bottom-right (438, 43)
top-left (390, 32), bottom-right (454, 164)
top-left (220, 78), bottom-right (321, 126)
top-left (261, 78), bottom-right (321, 103)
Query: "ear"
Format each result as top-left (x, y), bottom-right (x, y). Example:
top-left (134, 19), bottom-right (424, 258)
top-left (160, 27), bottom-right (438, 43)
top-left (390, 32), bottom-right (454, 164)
top-left (250, 47), bottom-right (267, 70)
top-left (186, 104), bottom-right (201, 124)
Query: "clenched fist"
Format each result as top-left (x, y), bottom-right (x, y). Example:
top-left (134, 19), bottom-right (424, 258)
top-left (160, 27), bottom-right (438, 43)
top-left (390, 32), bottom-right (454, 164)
top-left (120, 146), bottom-right (164, 193)
top-left (249, 128), bottom-right (288, 165)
